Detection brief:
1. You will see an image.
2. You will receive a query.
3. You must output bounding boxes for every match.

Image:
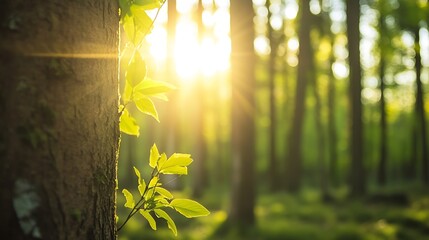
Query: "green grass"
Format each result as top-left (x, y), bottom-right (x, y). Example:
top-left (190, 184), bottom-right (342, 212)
top-left (118, 187), bottom-right (429, 240)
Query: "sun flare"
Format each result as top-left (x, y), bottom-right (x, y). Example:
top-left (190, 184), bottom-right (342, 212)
top-left (146, 1), bottom-right (230, 84)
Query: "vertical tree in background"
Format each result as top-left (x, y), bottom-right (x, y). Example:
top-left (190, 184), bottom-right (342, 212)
top-left (285, 0), bottom-right (312, 192)
top-left (193, 0), bottom-right (209, 198)
top-left (346, 0), bottom-right (366, 196)
top-left (229, 0), bottom-right (256, 226)
top-left (267, 0), bottom-right (280, 191)
top-left (394, 0), bottom-right (428, 185)
top-left (0, 0), bottom-right (119, 238)
top-left (376, 0), bottom-right (389, 186)
top-left (164, 0), bottom-right (178, 155)
top-left (319, 2), bottom-right (339, 187)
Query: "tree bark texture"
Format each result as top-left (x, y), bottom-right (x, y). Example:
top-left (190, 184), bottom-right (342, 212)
top-left (346, 0), bottom-right (366, 196)
top-left (0, 1), bottom-right (119, 239)
top-left (229, 0), bottom-right (256, 226)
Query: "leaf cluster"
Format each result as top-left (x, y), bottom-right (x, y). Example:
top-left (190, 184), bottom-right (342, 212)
top-left (118, 144), bottom-right (210, 236)
top-left (118, 0), bottom-right (174, 136)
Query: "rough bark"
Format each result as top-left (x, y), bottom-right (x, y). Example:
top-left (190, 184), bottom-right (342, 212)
top-left (229, 0), bottom-right (256, 227)
top-left (346, 0), bottom-right (366, 196)
top-left (0, 0), bottom-right (119, 239)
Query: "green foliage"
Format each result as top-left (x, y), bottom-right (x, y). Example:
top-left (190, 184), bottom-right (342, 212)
top-left (118, 144), bottom-right (210, 236)
top-left (117, 1), bottom-right (209, 236)
top-left (119, 0), bottom-right (173, 136)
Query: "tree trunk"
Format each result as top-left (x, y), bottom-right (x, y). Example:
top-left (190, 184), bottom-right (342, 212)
top-left (377, 15), bottom-right (388, 186)
top-left (328, 36), bottom-right (338, 187)
top-left (0, 1), bottom-right (119, 239)
top-left (413, 29), bottom-right (429, 185)
top-left (193, 0), bottom-right (209, 198)
top-left (229, 0), bottom-right (256, 227)
top-left (266, 0), bottom-right (280, 191)
top-left (346, 0), bottom-right (366, 196)
top-left (285, 0), bottom-right (312, 192)
top-left (313, 70), bottom-right (328, 197)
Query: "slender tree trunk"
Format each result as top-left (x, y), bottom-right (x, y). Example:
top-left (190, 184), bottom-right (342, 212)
top-left (414, 29), bottom-right (429, 185)
top-left (346, 0), bottom-right (366, 196)
top-left (328, 37), bottom-right (338, 187)
top-left (267, 0), bottom-right (280, 191)
top-left (163, 0), bottom-right (180, 190)
top-left (377, 16), bottom-right (388, 186)
top-left (229, 0), bottom-right (256, 227)
top-left (285, 0), bottom-right (312, 192)
top-left (313, 72), bottom-right (328, 197)
top-left (193, 0), bottom-right (208, 198)
top-left (164, 0), bottom-right (178, 153)
top-left (0, 1), bottom-right (119, 239)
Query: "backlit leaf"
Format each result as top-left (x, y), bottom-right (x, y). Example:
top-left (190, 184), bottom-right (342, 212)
top-left (120, 108), bottom-right (140, 136)
top-left (148, 176), bottom-right (159, 188)
top-left (134, 78), bottom-right (176, 97)
top-left (170, 199), bottom-right (210, 218)
top-left (149, 144), bottom-right (159, 168)
top-left (133, 166), bottom-right (146, 195)
top-left (159, 165), bottom-right (188, 175)
top-left (154, 209), bottom-right (178, 236)
top-left (156, 187), bottom-right (173, 199)
top-left (157, 153), bottom-right (167, 169)
top-left (126, 51), bottom-right (146, 87)
top-left (121, 13), bottom-right (136, 45)
top-left (160, 153), bottom-right (193, 170)
top-left (122, 189), bottom-right (135, 209)
top-left (131, 5), bottom-right (153, 40)
top-left (122, 81), bottom-right (133, 103)
top-left (134, 96), bottom-right (159, 122)
top-left (139, 210), bottom-right (157, 230)
top-left (135, 0), bottom-right (162, 10)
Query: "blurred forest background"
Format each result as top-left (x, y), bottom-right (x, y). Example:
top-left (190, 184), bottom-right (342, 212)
top-left (118, 0), bottom-right (429, 239)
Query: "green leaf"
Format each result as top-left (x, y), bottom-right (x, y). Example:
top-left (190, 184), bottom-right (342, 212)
top-left (154, 209), bottom-right (178, 236)
top-left (148, 176), bottom-right (159, 188)
top-left (159, 165), bottom-right (188, 175)
top-left (170, 199), bottom-right (210, 218)
top-left (135, 0), bottom-right (162, 10)
top-left (119, 0), bottom-right (131, 19)
top-left (122, 189), bottom-right (135, 209)
top-left (133, 166), bottom-right (146, 195)
top-left (131, 5), bottom-right (154, 41)
top-left (149, 143), bottom-right (159, 168)
top-left (157, 153), bottom-right (167, 169)
top-left (121, 13), bottom-right (136, 45)
top-left (122, 81), bottom-right (133, 103)
top-left (159, 153), bottom-right (193, 170)
top-left (134, 78), bottom-right (176, 97)
top-left (151, 93), bottom-right (169, 101)
top-left (156, 187), bottom-right (173, 199)
top-left (139, 210), bottom-right (157, 230)
top-left (119, 108), bottom-right (140, 136)
top-left (126, 51), bottom-right (146, 87)
top-left (155, 197), bottom-right (169, 207)
top-left (134, 96), bottom-right (159, 122)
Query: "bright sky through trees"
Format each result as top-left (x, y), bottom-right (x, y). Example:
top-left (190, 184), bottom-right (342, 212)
top-left (144, 0), bottom-right (429, 106)
top-left (146, 0), bottom-right (230, 82)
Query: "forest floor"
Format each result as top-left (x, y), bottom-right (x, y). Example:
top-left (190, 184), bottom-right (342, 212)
top-left (118, 186), bottom-right (429, 240)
